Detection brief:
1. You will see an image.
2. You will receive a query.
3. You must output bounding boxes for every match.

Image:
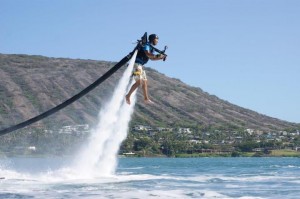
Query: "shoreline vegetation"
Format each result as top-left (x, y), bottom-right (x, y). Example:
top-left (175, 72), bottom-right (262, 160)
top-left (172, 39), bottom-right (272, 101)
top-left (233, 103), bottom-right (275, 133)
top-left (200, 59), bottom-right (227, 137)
top-left (1, 150), bottom-right (300, 158)
top-left (120, 149), bottom-right (300, 158)
top-left (1, 126), bottom-right (300, 158)
top-left (174, 150), bottom-right (300, 158)
top-left (1, 149), bottom-right (300, 158)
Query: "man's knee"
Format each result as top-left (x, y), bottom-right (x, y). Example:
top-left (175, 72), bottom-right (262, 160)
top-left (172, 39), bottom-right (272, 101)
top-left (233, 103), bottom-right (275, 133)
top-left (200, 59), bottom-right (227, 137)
top-left (135, 79), bottom-right (142, 85)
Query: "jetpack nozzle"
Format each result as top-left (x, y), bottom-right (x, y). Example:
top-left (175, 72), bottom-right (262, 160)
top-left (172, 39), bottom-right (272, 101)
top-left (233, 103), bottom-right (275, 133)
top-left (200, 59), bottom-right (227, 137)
top-left (141, 32), bottom-right (148, 45)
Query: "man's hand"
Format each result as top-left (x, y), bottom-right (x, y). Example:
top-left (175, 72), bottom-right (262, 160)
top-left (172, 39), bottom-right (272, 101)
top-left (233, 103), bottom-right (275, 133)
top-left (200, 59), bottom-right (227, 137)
top-left (156, 54), bottom-right (166, 59)
top-left (159, 54), bottom-right (167, 61)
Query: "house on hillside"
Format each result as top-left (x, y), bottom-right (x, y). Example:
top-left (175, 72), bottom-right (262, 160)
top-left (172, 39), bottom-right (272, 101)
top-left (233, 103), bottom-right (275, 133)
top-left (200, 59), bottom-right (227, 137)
top-left (156, 127), bottom-right (173, 132)
top-left (133, 125), bottom-right (152, 131)
top-left (178, 128), bottom-right (192, 134)
top-left (245, 129), bottom-right (254, 135)
top-left (59, 124), bottom-right (90, 135)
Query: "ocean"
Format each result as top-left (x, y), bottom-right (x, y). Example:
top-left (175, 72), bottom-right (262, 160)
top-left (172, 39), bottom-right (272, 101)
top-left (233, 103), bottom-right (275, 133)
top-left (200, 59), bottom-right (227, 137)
top-left (0, 157), bottom-right (299, 199)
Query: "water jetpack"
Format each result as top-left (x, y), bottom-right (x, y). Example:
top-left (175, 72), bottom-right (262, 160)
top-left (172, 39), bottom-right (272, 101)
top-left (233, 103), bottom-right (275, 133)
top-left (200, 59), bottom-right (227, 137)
top-left (136, 32), bottom-right (168, 61)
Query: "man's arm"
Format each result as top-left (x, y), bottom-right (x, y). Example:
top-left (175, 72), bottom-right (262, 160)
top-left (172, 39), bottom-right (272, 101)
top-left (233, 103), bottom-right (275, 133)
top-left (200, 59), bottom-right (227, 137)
top-left (144, 50), bottom-right (166, 61)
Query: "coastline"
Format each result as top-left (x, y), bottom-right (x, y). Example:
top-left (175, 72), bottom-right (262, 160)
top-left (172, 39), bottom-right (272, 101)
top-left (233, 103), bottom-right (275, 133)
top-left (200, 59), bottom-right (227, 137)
top-left (1, 149), bottom-right (300, 158)
top-left (122, 149), bottom-right (300, 158)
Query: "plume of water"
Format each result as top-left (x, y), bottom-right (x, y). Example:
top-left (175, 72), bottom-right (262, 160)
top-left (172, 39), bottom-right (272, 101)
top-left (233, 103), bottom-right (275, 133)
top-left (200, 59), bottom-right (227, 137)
top-left (73, 50), bottom-right (138, 178)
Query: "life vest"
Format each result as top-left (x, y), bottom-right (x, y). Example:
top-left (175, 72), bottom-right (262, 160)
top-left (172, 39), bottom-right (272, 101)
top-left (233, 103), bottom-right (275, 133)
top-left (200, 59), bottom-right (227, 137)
top-left (135, 43), bottom-right (154, 65)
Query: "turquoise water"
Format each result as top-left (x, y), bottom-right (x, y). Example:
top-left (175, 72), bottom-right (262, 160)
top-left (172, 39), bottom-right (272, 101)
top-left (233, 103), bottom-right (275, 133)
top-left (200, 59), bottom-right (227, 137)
top-left (0, 157), bottom-right (300, 198)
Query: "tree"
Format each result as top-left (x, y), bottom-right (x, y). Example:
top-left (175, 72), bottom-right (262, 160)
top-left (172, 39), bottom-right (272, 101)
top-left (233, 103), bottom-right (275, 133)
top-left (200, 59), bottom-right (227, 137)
top-left (236, 141), bottom-right (259, 152)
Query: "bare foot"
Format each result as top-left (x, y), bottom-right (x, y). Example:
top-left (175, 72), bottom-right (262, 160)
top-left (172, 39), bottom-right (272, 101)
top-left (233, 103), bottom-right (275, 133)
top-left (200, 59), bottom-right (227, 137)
top-left (144, 99), bottom-right (154, 104)
top-left (125, 95), bottom-right (130, 105)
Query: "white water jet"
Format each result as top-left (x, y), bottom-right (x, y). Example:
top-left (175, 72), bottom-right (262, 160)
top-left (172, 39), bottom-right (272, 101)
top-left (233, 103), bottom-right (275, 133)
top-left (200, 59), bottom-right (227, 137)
top-left (73, 50), bottom-right (138, 178)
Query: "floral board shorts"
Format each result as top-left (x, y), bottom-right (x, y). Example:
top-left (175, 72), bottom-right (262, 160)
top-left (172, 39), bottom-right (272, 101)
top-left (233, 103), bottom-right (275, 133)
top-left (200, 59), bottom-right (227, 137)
top-left (133, 63), bottom-right (147, 81)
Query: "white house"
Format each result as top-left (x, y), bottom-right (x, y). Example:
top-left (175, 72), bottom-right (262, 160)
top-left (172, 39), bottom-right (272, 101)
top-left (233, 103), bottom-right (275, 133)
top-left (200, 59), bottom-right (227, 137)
top-left (178, 128), bottom-right (192, 134)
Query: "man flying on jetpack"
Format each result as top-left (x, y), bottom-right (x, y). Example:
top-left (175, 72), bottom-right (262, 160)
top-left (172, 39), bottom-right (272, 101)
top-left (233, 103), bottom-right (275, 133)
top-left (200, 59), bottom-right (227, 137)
top-left (126, 33), bottom-right (167, 105)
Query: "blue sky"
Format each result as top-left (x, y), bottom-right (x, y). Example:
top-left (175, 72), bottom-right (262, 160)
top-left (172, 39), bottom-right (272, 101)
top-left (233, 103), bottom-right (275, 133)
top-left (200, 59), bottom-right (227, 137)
top-left (1, 0), bottom-right (299, 123)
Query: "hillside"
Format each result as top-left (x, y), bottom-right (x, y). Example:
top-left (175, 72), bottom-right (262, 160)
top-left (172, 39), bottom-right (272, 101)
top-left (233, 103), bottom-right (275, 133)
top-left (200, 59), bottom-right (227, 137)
top-left (0, 53), bottom-right (298, 132)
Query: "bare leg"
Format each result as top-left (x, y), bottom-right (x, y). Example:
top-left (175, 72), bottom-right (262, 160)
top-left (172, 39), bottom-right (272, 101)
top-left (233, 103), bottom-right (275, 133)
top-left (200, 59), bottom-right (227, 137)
top-left (142, 80), bottom-right (154, 104)
top-left (142, 80), bottom-right (150, 101)
top-left (126, 79), bottom-right (141, 104)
